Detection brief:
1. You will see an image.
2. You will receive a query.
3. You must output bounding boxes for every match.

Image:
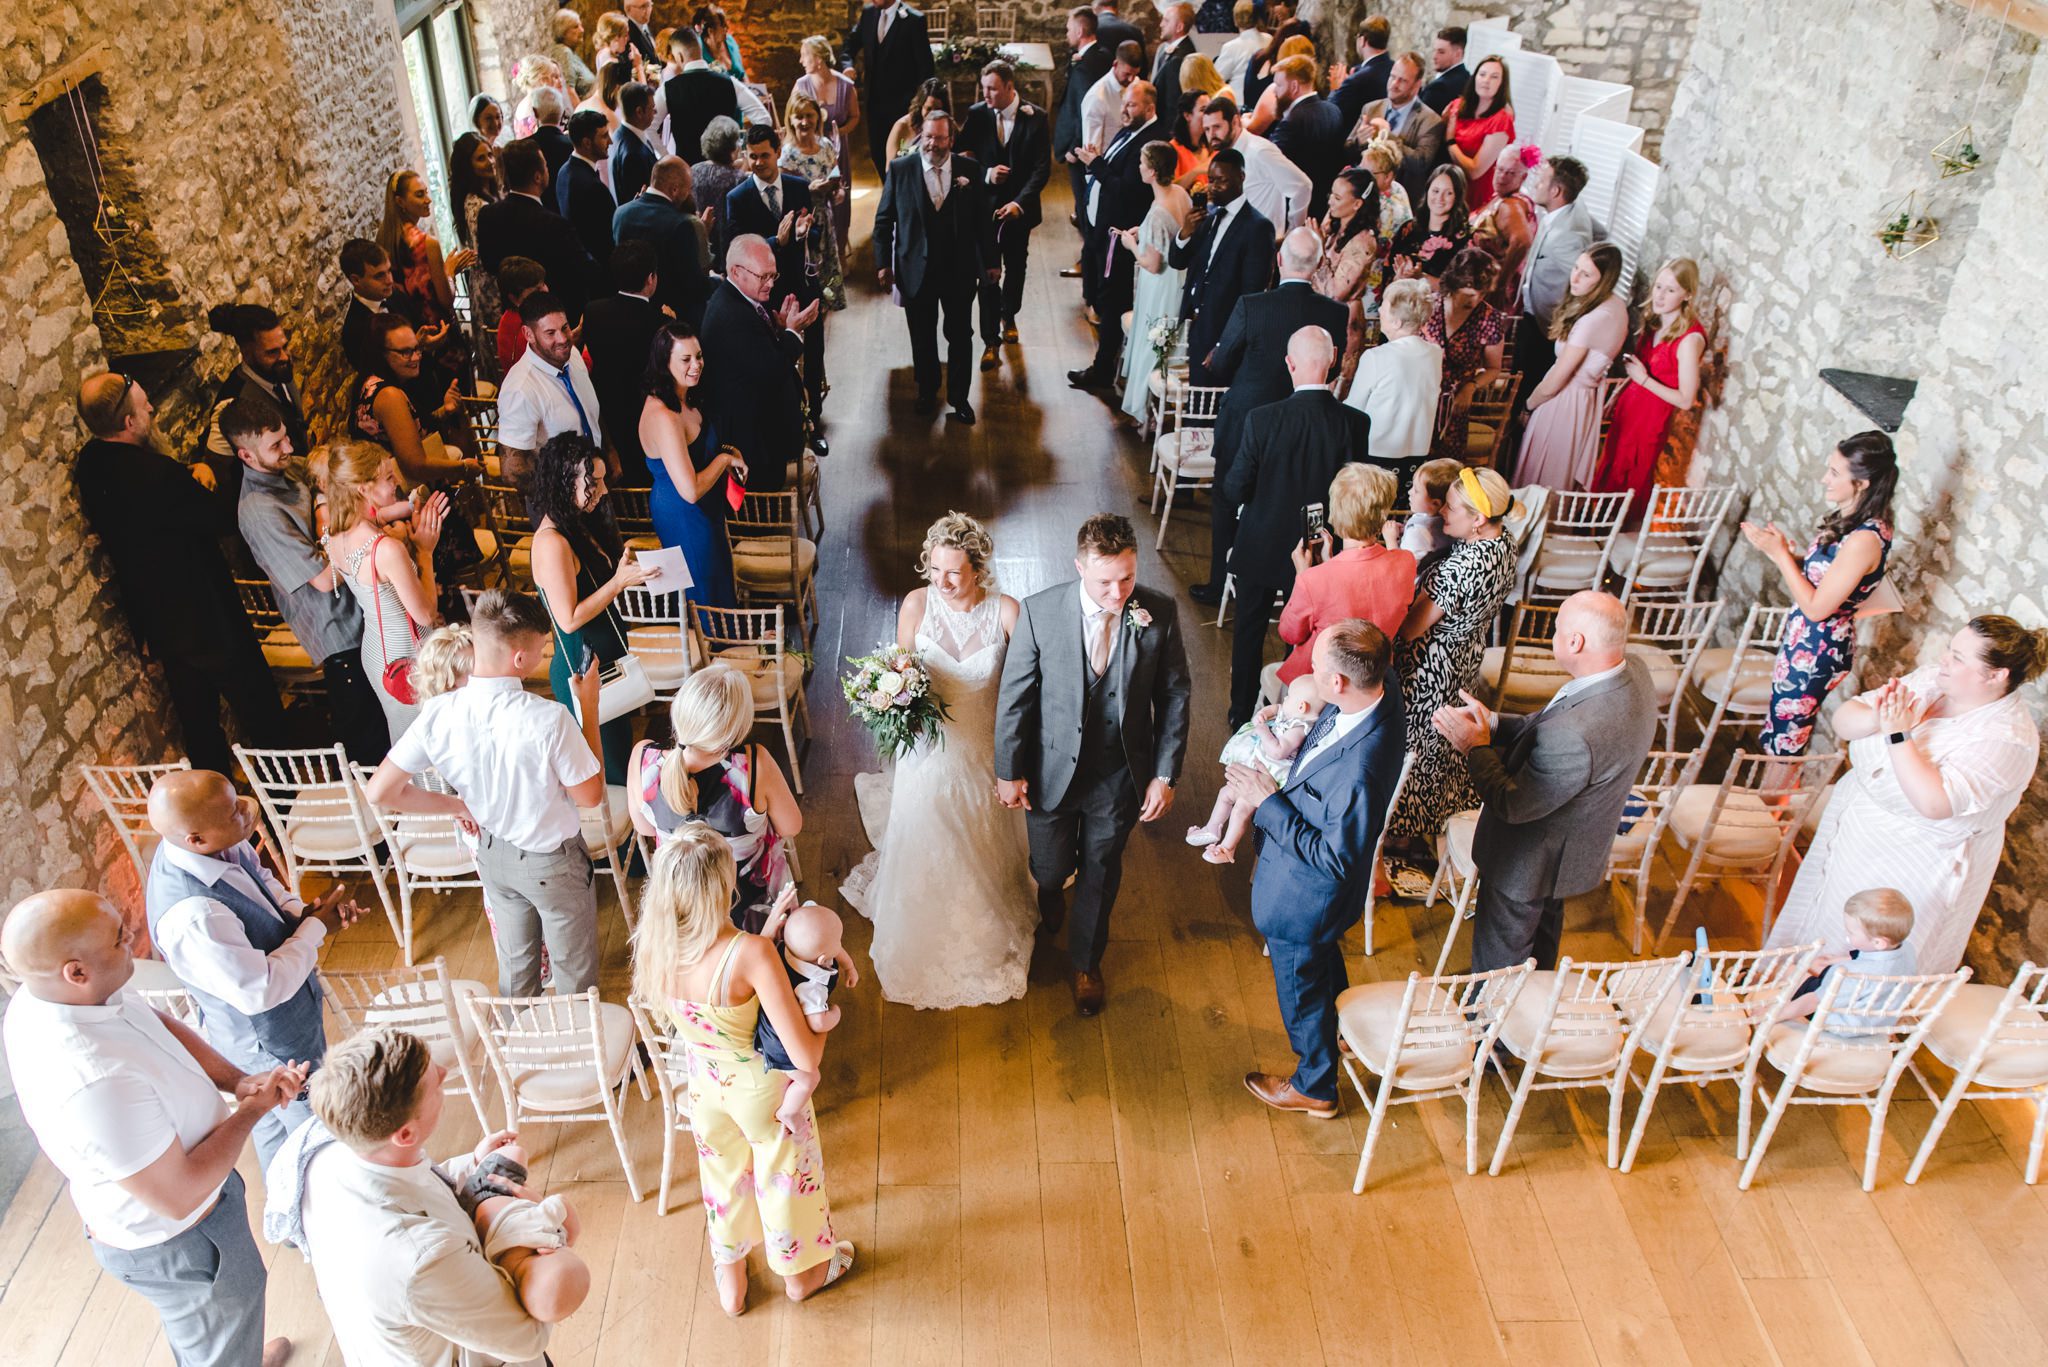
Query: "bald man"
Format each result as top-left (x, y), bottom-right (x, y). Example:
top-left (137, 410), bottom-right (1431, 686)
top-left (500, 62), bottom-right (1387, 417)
top-left (73, 372), bottom-right (286, 776)
top-left (3, 890), bottom-right (303, 1367)
top-left (1434, 590), bottom-right (1659, 971)
top-left (700, 232), bottom-right (816, 492)
top-left (145, 769), bottom-right (360, 1170)
top-left (1218, 325), bottom-right (1372, 726)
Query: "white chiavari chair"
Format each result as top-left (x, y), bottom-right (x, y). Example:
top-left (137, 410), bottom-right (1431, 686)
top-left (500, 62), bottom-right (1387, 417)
top-left (1653, 750), bottom-right (1842, 952)
top-left (1906, 962), bottom-right (2048, 1185)
top-left (325, 957), bottom-right (493, 1130)
top-left (467, 988), bottom-right (648, 1199)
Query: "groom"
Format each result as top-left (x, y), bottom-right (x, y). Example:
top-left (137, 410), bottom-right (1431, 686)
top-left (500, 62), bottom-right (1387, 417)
top-left (995, 514), bottom-right (1192, 1015)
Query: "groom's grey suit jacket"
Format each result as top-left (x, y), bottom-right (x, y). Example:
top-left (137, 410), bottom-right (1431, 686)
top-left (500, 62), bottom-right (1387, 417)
top-left (994, 582), bottom-right (1193, 811)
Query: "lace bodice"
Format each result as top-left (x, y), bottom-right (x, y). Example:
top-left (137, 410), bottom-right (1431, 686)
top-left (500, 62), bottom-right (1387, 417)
top-left (915, 592), bottom-right (1008, 758)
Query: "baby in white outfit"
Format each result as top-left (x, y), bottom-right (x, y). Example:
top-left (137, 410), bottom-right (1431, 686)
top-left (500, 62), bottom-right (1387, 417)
top-left (1186, 676), bottom-right (1322, 863)
top-left (469, 1144), bottom-right (589, 1322)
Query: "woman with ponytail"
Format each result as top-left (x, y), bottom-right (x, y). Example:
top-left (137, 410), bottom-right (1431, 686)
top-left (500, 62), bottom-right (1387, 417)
top-left (1767, 614), bottom-right (2045, 975)
top-left (631, 828), bottom-right (852, 1316)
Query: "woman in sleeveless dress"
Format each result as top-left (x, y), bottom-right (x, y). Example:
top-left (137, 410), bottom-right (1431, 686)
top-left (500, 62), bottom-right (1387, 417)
top-left (840, 513), bottom-right (1039, 1009)
top-left (1515, 244), bottom-right (1628, 491)
top-left (632, 826), bottom-right (853, 1317)
top-left (1740, 431), bottom-right (1899, 756)
top-left (629, 664), bottom-right (802, 932)
top-left (642, 324), bottom-right (741, 607)
top-left (1117, 143), bottom-right (1193, 424)
top-left (1593, 258), bottom-right (1707, 520)
top-left (791, 36), bottom-right (858, 251)
top-left (321, 443), bottom-right (446, 740)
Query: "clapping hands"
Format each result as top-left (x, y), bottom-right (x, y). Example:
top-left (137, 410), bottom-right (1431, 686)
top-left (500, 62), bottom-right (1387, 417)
top-left (1870, 677), bottom-right (1929, 734)
top-left (235, 1061), bottom-right (310, 1115)
top-left (1432, 689), bottom-right (1495, 754)
top-left (1739, 519), bottom-right (1797, 565)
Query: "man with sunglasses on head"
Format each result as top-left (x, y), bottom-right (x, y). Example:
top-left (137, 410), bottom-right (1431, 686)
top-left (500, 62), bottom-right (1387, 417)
top-left (73, 371), bottom-right (286, 778)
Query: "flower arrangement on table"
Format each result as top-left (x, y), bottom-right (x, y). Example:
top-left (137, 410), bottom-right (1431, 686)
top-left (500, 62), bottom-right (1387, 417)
top-left (935, 36), bottom-right (1037, 76)
top-left (841, 644), bottom-right (951, 758)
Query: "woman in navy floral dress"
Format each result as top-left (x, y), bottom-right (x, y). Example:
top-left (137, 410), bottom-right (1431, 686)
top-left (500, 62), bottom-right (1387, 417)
top-left (1740, 431), bottom-right (1899, 755)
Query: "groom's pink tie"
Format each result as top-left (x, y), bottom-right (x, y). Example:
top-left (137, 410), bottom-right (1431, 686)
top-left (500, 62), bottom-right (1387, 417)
top-left (1088, 608), bottom-right (1114, 677)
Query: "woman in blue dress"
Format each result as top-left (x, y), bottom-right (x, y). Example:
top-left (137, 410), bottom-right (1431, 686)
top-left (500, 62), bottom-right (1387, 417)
top-left (640, 322), bottom-right (740, 607)
top-left (1740, 430), bottom-right (1899, 755)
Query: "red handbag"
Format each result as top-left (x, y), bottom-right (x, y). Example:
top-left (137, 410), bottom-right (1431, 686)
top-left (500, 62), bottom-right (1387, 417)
top-left (365, 535), bottom-right (422, 705)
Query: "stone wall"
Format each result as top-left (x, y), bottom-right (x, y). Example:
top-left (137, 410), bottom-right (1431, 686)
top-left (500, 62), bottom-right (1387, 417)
top-left (0, 0), bottom-right (408, 915)
top-left (1640, 0), bottom-right (2048, 974)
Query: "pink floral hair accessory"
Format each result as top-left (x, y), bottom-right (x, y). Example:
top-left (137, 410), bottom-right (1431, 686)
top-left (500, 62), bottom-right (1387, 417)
top-left (1517, 144), bottom-right (1544, 169)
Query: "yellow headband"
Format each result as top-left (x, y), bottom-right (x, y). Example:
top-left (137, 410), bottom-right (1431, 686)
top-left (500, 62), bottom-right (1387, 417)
top-left (1458, 467), bottom-right (1503, 520)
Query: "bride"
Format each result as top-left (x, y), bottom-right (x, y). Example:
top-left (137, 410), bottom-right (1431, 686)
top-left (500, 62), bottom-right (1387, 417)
top-left (841, 513), bottom-right (1039, 1008)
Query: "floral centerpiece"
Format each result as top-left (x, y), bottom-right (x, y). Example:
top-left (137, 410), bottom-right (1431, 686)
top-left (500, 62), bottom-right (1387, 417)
top-left (841, 643), bottom-right (951, 758)
top-left (935, 36), bottom-right (1035, 77)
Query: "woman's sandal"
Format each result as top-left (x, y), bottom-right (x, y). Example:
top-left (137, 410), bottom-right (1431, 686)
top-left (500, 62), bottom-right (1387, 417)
top-left (791, 1241), bottom-right (856, 1301)
top-left (714, 1260), bottom-right (749, 1318)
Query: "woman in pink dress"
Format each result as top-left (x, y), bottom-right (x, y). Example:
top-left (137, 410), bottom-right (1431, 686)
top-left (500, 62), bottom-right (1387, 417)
top-left (1444, 56), bottom-right (1515, 209)
top-left (1593, 258), bottom-right (1707, 518)
top-left (1515, 244), bottom-right (1628, 490)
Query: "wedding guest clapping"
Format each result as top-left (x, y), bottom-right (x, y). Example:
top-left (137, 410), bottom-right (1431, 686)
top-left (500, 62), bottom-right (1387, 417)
top-left (1591, 257), bottom-right (1707, 515)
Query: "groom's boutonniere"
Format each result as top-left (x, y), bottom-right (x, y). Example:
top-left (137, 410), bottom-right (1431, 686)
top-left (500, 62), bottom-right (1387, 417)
top-left (1125, 605), bottom-right (1152, 632)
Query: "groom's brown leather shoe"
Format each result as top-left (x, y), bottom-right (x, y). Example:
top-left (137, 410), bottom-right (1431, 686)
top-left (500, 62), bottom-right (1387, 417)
top-left (1244, 1072), bottom-right (1339, 1119)
top-left (1072, 969), bottom-right (1106, 1016)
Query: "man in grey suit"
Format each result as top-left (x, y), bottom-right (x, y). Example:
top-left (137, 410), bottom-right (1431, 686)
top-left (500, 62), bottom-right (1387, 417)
top-left (1350, 53), bottom-right (1444, 206)
top-left (1514, 155), bottom-right (1598, 409)
top-left (995, 514), bottom-right (1193, 1015)
top-left (1434, 592), bottom-right (1658, 972)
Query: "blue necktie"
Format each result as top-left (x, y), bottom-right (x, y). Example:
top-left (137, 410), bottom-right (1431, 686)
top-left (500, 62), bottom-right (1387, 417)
top-left (1286, 706), bottom-right (1336, 784)
top-left (554, 365), bottom-right (594, 441)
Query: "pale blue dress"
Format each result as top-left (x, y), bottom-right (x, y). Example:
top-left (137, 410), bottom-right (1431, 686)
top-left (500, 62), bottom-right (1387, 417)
top-left (1119, 202), bottom-right (1189, 423)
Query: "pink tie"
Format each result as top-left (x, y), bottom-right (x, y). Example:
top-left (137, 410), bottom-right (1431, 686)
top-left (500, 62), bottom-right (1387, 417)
top-left (1089, 610), bottom-right (1113, 677)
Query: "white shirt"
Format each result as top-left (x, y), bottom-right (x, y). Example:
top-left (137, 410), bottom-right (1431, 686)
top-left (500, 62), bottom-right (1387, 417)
top-left (1216, 28), bottom-right (1263, 94)
top-left (1234, 130), bottom-right (1311, 235)
top-left (751, 172), bottom-right (784, 217)
top-left (922, 151), bottom-right (954, 208)
top-left (1082, 71), bottom-right (1129, 157)
top-left (496, 346), bottom-right (602, 452)
top-left (1199, 195), bottom-right (1248, 266)
top-left (387, 675), bottom-right (600, 853)
top-left (4, 987), bottom-right (232, 1249)
top-left (151, 842), bottom-right (323, 1054)
top-left (1294, 695), bottom-right (1381, 778)
top-left (1078, 581), bottom-right (1124, 671)
top-left (1343, 333), bottom-right (1443, 460)
top-left (1546, 658), bottom-right (1630, 710)
top-left (301, 1145), bottom-right (549, 1367)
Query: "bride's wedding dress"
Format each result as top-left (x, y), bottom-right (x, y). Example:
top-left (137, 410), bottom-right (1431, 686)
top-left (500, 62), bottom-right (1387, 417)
top-left (840, 591), bottom-right (1038, 1008)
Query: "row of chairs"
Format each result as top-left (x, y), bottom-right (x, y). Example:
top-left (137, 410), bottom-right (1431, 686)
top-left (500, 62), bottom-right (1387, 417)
top-left (1337, 944), bottom-right (2048, 1194)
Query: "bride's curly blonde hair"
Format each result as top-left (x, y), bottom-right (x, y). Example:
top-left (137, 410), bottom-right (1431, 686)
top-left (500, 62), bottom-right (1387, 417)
top-left (915, 511), bottom-right (995, 591)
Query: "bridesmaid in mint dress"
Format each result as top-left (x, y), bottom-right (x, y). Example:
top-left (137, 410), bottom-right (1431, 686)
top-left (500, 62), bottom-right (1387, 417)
top-left (640, 323), bottom-right (740, 606)
top-left (1117, 142), bottom-right (1193, 424)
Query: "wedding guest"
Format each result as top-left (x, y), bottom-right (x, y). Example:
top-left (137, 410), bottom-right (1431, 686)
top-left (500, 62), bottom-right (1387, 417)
top-left (226, 397), bottom-right (386, 763)
top-left (1093, 0), bottom-right (1145, 62)
top-left (875, 106), bottom-right (989, 423)
top-left (448, 133), bottom-right (504, 331)
top-left (690, 116), bottom-right (749, 239)
top-left (1213, 0), bottom-right (1263, 96)
top-left (1202, 93), bottom-right (1310, 233)
top-left (888, 77), bottom-right (954, 164)
top-left (624, 0), bottom-right (658, 66)
top-left (1422, 25), bottom-right (1469, 113)
top-left (781, 94), bottom-right (848, 313)
top-left (1169, 88), bottom-right (1215, 185)
top-left (347, 313), bottom-right (479, 492)
top-left (1235, 620), bottom-right (1408, 1119)
top-left (144, 767), bottom-right (359, 1171)
top-left (1740, 431), bottom-right (1899, 755)
top-left (1329, 12), bottom-right (1393, 128)
top-left (616, 156), bottom-right (711, 325)
top-left (1190, 676), bottom-right (1320, 863)
top-left (1116, 141), bottom-right (1192, 425)
top-left (379, 171), bottom-right (475, 402)
top-left (1267, 54), bottom-right (1345, 217)
top-left (1424, 246), bottom-right (1505, 462)
top-left (512, 54), bottom-right (569, 142)
top-left (1342, 276), bottom-right (1440, 484)
top-left (1066, 80), bottom-right (1162, 405)
top-left (74, 372), bottom-right (284, 777)
top-left (471, 92), bottom-right (506, 145)
top-left (960, 59), bottom-right (1053, 366)
top-left (281, 1028), bottom-right (557, 1365)
top-left (1433, 590), bottom-right (1657, 972)
top-left (1276, 463), bottom-right (1416, 686)
top-left (1310, 167), bottom-right (1381, 383)
top-left (1177, 53), bottom-right (1227, 108)
top-left (612, 80), bottom-right (660, 203)
top-left (3, 890), bottom-right (301, 1367)
top-left (1349, 51), bottom-right (1443, 207)
top-left (1056, 7), bottom-right (1116, 233)
top-left (694, 4), bottom-right (747, 80)
top-left (1387, 466), bottom-right (1518, 849)
top-left (528, 433), bottom-right (649, 781)
top-left (662, 27), bottom-right (738, 173)
top-left (1167, 146), bottom-right (1272, 397)
top-left (476, 137), bottom-right (596, 323)
top-left (847, 0), bottom-right (935, 173)
top-left (631, 828), bottom-right (852, 1316)
top-left (1444, 54), bottom-right (1515, 208)
top-left (1766, 615), bottom-right (2046, 976)
top-left (592, 12), bottom-right (645, 82)
top-left (727, 123), bottom-right (831, 431)
top-left (1151, 3), bottom-right (1198, 137)
top-left (530, 84), bottom-right (575, 192)
top-left (340, 237), bottom-right (419, 380)
top-left (494, 256), bottom-right (546, 374)
top-left (368, 588), bottom-right (605, 996)
top-left (628, 664), bottom-right (802, 931)
top-left (1469, 144), bottom-right (1540, 310)
top-left (1243, 20), bottom-right (1312, 120)
top-left (1244, 33), bottom-right (1315, 134)
top-left (321, 441), bottom-right (445, 740)
top-left (496, 291), bottom-right (603, 486)
top-left (548, 8), bottom-right (598, 99)
top-left (582, 239), bottom-right (664, 484)
top-left (1514, 154), bottom-right (1595, 398)
top-left (791, 35), bottom-right (860, 249)
top-left (1355, 140), bottom-right (1413, 322)
top-left (1592, 257), bottom-right (1706, 514)
top-left (701, 234), bottom-right (816, 494)
top-left (557, 109), bottom-right (618, 265)
top-left (1388, 162), bottom-right (1470, 285)
top-left (640, 322), bottom-right (741, 605)
top-left (1385, 457), bottom-right (1460, 558)
top-left (1516, 244), bottom-right (1627, 490)
top-left (202, 304), bottom-right (310, 477)
top-left (1221, 327), bottom-right (1371, 726)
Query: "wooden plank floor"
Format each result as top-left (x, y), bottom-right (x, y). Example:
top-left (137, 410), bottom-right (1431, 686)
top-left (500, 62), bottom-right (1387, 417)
top-left (5, 180), bottom-right (2048, 1367)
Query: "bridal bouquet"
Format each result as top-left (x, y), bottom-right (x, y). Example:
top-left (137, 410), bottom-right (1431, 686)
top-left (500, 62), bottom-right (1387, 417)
top-left (841, 644), bottom-right (951, 759)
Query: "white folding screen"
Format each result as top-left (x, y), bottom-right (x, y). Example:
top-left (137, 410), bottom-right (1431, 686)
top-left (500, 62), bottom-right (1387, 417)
top-left (1500, 50), bottom-right (1563, 153)
top-left (1464, 18), bottom-right (1523, 66)
top-left (1607, 150), bottom-right (1662, 290)
top-left (1567, 114), bottom-right (1645, 238)
top-left (1550, 77), bottom-right (1634, 157)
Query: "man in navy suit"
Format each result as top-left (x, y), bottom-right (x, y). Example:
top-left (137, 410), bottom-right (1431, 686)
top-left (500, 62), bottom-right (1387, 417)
top-left (530, 87), bottom-right (573, 196)
top-left (1329, 13), bottom-right (1394, 130)
top-left (724, 124), bottom-right (829, 446)
top-left (846, 0), bottom-right (935, 174)
top-left (958, 60), bottom-right (1052, 365)
top-left (1168, 149), bottom-right (1273, 388)
top-left (557, 110), bottom-right (617, 266)
top-left (478, 138), bottom-right (595, 322)
top-left (612, 157), bottom-right (708, 325)
top-left (1421, 25), bottom-right (1469, 115)
top-left (1266, 55), bottom-right (1347, 219)
top-left (1092, 0), bottom-right (1145, 65)
top-left (701, 235), bottom-right (818, 493)
top-left (1232, 620), bottom-right (1406, 1119)
top-left (1066, 80), bottom-right (1162, 393)
top-left (610, 82), bottom-right (660, 205)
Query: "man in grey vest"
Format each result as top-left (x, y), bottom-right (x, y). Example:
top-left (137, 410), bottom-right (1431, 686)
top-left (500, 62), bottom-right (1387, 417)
top-left (146, 769), bottom-right (363, 1169)
top-left (1433, 591), bottom-right (1657, 971)
top-left (995, 514), bottom-right (1192, 1015)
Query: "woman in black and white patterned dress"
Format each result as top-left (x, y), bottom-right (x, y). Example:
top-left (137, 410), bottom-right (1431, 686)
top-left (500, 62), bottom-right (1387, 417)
top-left (1386, 466), bottom-right (1518, 848)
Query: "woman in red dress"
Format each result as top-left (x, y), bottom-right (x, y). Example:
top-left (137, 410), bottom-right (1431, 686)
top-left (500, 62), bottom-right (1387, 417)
top-left (1444, 55), bottom-right (1516, 210)
top-left (1593, 258), bottom-right (1707, 520)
